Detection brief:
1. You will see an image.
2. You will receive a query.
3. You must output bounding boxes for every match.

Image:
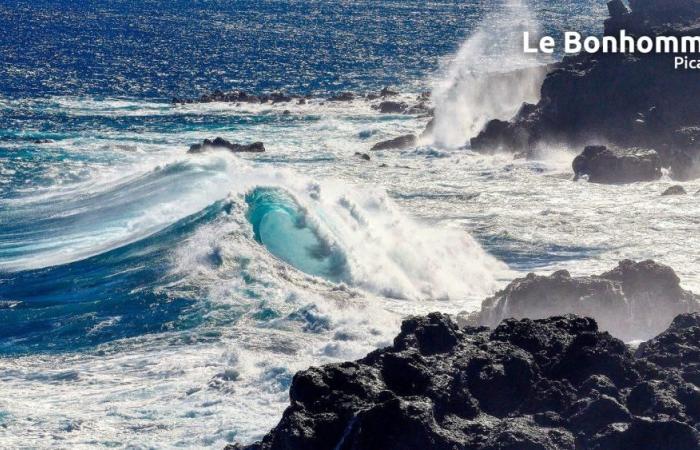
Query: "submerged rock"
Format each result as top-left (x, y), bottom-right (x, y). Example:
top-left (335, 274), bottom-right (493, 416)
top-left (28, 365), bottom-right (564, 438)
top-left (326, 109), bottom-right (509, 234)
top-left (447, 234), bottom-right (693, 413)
top-left (354, 152), bottom-right (371, 161)
top-left (188, 137), bottom-right (265, 154)
top-left (662, 185), bottom-right (688, 196)
top-left (572, 145), bottom-right (662, 184)
top-left (327, 92), bottom-right (356, 102)
top-left (230, 312), bottom-right (700, 450)
top-left (370, 134), bottom-right (417, 151)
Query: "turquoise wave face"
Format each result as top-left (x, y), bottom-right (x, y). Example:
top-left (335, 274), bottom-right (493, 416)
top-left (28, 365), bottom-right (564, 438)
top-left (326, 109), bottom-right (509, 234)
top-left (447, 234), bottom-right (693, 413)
top-left (245, 187), bottom-right (347, 282)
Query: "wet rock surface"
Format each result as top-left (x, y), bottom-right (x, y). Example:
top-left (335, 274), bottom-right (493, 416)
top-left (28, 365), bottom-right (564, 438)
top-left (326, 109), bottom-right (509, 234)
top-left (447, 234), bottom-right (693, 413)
top-left (572, 145), bottom-right (662, 184)
top-left (662, 185), bottom-right (688, 196)
top-left (229, 311), bottom-right (700, 450)
top-left (188, 137), bottom-right (265, 154)
top-left (370, 134), bottom-right (417, 151)
top-left (473, 260), bottom-right (700, 342)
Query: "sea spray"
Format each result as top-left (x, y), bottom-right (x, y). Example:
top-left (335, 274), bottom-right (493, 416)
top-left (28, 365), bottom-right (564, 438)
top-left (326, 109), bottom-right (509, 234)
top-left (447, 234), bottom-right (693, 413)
top-left (430, 0), bottom-right (548, 148)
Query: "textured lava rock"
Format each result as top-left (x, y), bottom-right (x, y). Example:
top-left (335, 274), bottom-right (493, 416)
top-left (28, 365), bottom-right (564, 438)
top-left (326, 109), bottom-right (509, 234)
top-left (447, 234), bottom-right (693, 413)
top-left (370, 134), bottom-right (417, 151)
top-left (572, 145), bottom-right (662, 184)
top-left (188, 137), bottom-right (265, 154)
top-left (472, 260), bottom-right (700, 342)
top-left (229, 312), bottom-right (700, 450)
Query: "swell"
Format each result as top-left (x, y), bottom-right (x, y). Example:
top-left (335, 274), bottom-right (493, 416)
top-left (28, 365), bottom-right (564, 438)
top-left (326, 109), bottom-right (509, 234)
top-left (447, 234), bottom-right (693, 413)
top-left (0, 199), bottom-right (232, 355)
top-left (0, 156), bottom-right (237, 271)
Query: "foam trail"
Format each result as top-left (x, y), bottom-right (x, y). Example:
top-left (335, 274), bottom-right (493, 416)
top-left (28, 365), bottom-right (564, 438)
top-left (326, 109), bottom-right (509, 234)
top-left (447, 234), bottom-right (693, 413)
top-left (429, 0), bottom-right (547, 148)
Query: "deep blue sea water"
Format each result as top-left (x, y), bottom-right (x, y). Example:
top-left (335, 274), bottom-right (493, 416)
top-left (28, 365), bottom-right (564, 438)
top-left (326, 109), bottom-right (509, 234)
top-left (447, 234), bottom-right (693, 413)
top-left (1, 0), bottom-right (604, 99)
top-left (9, 1), bottom-right (680, 447)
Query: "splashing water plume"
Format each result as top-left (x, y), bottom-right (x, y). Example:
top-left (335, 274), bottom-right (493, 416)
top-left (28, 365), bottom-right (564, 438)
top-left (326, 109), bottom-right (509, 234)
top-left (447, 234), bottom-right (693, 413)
top-left (430, 0), bottom-right (548, 148)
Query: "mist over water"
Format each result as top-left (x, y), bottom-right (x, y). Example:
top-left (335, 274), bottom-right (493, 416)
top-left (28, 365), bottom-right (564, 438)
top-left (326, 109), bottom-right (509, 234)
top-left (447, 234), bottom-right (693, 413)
top-left (430, 0), bottom-right (548, 148)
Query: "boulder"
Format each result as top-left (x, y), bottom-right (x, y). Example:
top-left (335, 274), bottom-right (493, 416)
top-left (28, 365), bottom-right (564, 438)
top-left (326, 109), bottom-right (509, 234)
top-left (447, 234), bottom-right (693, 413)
top-left (354, 152), bottom-right (371, 161)
top-left (371, 134), bottom-right (417, 151)
top-left (188, 137), bottom-right (265, 154)
top-left (230, 312), bottom-right (700, 450)
top-left (662, 185), bottom-right (688, 196)
top-left (572, 145), bottom-right (662, 184)
top-left (376, 101), bottom-right (408, 114)
top-left (472, 260), bottom-right (700, 342)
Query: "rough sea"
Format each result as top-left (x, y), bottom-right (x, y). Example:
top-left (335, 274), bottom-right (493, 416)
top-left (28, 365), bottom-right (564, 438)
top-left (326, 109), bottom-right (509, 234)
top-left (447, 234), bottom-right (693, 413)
top-left (2, 0), bottom-right (698, 448)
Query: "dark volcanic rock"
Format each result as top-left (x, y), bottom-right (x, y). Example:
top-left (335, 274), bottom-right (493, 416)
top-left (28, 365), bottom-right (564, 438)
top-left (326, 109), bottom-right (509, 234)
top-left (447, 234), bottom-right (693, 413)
top-left (174, 90), bottom-right (264, 104)
top-left (469, 0), bottom-right (700, 179)
top-left (327, 92), bottom-right (356, 102)
top-left (662, 185), bottom-right (688, 196)
top-left (572, 145), bottom-right (662, 184)
top-left (380, 87), bottom-right (399, 97)
top-left (188, 137), bottom-right (265, 154)
top-left (473, 260), bottom-right (700, 342)
top-left (354, 152), bottom-right (371, 161)
top-left (376, 101), bottom-right (408, 114)
top-left (370, 134), bottom-right (417, 151)
top-left (470, 119), bottom-right (532, 154)
top-left (230, 312), bottom-right (700, 450)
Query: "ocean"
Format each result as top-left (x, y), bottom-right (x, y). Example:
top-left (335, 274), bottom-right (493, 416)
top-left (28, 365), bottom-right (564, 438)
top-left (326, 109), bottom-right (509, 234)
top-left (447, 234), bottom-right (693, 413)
top-left (3, 0), bottom-right (698, 448)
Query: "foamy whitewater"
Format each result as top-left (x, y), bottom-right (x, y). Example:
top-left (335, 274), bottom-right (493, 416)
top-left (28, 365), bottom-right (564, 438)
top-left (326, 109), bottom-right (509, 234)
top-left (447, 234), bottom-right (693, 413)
top-left (2, 1), bottom-right (699, 448)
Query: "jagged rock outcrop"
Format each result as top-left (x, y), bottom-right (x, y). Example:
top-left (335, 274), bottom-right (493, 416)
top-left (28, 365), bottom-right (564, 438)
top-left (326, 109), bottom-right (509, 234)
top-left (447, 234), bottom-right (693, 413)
top-left (472, 260), bottom-right (700, 342)
top-left (230, 312), bottom-right (700, 450)
top-left (572, 145), bottom-right (662, 184)
top-left (370, 134), bottom-right (417, 151)
top-left (470, 0), bottom-right (700, 179)
top-left (188, 137), bottom-right (265, 154)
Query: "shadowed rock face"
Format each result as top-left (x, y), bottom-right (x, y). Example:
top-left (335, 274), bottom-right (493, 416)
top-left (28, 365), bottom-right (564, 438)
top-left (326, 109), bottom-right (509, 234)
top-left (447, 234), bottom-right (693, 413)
top-left (229, 312), bottom-right (700, 450)
top-left (370, 134), bottom-right (417, 151)
top-left (473, 260), bottom-right (700, 342)
top-left (470, 0), bottom-right (700, 180)
top-left (572, 145), bottom-right (662, 184)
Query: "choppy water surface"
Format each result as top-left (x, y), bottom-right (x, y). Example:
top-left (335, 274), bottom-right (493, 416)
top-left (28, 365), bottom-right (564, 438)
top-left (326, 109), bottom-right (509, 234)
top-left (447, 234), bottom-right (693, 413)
top-left (6, 1), bottom-right (698, 449)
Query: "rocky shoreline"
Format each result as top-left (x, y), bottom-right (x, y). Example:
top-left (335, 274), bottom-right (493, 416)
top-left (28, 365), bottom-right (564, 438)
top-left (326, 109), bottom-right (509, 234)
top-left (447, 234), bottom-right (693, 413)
top-left (470, 0), bottom-right (700, 182)
top-left (229, 260), bottom-right (700, 449)
top-left (231, 311), bottom-right (700, 450)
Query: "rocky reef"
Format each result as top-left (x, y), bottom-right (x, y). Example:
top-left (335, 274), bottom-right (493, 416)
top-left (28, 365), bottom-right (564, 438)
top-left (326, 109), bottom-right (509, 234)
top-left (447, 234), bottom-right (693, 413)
top-left (470, 0), bottom-right (700, 180)
top-left (188, 137), bottom-right (265, 154)
top-left (231, 312), bottom-right (700, 450)
top-left (173, 88), bottom-right (432, 116)
top-left (472, 260), bottom-right (700, 342)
